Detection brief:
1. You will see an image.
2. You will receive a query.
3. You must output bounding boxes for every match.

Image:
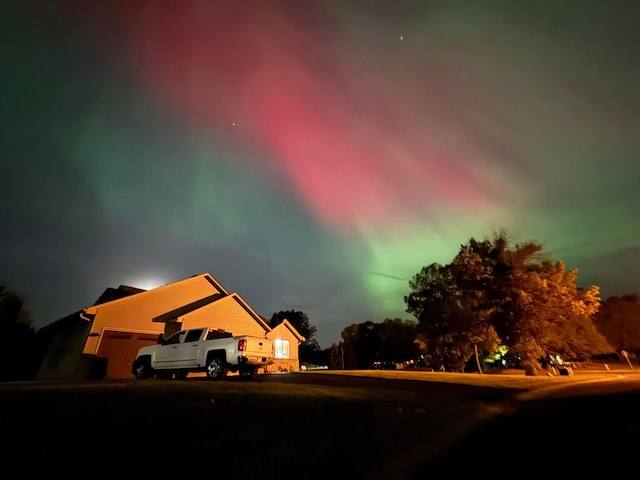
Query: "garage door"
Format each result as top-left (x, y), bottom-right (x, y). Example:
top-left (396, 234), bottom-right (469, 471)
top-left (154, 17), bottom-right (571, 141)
top-left (97, 331), bottom-right (160, 379)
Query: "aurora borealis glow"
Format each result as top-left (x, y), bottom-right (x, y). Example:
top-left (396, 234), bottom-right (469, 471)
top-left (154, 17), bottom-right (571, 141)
top-left (2, 1), bottom-right (639, 348)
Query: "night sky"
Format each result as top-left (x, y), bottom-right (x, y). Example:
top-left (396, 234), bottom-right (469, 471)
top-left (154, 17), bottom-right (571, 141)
top-left (2, 1), bottom-right (639, 348)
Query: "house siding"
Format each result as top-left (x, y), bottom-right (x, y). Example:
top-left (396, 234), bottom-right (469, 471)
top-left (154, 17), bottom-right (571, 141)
top-left (180, 295), bottom-right (268, 338)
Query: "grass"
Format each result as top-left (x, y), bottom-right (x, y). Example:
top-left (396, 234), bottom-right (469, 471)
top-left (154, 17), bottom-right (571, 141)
top-left (0, 366), bottom-right (635, 479)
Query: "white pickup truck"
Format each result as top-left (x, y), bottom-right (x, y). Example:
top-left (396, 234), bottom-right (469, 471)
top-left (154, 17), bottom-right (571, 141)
top-left (132, 327), bottom-right (273, 380)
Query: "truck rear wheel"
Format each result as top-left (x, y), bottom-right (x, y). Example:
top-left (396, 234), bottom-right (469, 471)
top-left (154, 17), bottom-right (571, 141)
top-left (239, 366), bottom-right (259, 381)
top-left (206, 356), bottom-right (228, 380)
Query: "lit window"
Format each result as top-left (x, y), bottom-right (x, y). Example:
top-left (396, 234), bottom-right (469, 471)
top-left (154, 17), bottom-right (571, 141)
top-left (274, 338), bottom-right (290, 359)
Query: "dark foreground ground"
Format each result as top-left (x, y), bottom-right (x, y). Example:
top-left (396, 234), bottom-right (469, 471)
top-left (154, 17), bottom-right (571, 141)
top-left (414, 388), bottom-right (640, 477)
top-left (1, 371), bottom-right (638, 479)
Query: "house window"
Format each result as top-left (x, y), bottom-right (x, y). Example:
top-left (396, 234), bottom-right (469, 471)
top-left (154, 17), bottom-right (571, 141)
top-left (274, 338), bottom-right (290, 359)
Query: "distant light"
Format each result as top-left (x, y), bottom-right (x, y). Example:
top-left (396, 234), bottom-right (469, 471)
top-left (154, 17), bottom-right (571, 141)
top-left (400, 36), bottom-right (403, 40)
top-left (232, 122), bottom-right (236, 127)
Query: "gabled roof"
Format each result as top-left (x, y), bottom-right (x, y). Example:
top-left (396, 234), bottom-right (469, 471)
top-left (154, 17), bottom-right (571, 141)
top-left (201, 273), bottom-right (229, 296)
top-left (272, 319), bottom-right (306, 343)
top-left (93, 285), bottom-right (146, 306)
top-left (84, 273), bottom-right (227, 316)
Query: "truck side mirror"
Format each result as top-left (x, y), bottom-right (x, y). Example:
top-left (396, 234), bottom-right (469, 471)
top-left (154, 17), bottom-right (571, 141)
top-left (158, 333), bottom-right (164, 344)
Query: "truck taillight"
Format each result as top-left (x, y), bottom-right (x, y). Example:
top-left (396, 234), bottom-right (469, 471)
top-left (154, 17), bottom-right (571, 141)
top-left (238, 339), bottom-right (246, 351)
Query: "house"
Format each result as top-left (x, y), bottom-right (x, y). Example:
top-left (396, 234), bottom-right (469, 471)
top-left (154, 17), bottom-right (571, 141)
top-left (36, 273), bottom-right (304, 380)
top-left (267, 319), bottom-right (306, 372)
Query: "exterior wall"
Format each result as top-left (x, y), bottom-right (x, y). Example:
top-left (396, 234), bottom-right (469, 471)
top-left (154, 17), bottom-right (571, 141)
top-left (267, 323), bottom-right (302, 372)
top-left (83, 274), bottom-right (222, 355)
top-left (267, 323), bottom-right (301, 361)
top-left (180, 295), bottom-right (268, 338)
top-left (37, 317), bottom-right (92, 380)
top-left (267, 358), bottom-right (300, 373)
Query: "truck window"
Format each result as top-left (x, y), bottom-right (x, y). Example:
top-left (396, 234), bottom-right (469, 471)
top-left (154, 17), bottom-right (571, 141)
top-left (206, 329), bottom-right (232, 340)
top-left (164, 331), bottom-right (183, 345)
top-left (185, 329), bottom-right (204, 343)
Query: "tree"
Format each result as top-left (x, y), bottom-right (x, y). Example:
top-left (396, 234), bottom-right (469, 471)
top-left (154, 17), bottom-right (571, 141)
top-left (519, 262), bottom-right (612, 362)
top-left (0, 286), bottom-right (37, 381)
top-left (377, 318), bottom-right (421, 365)
top-left (449, 239), bottom-right (510, 373)
top-left (405, 263), bottom-right (458, 329)
top-left (336, 319), bottom-right (421, 370)
top-left (448, 232), bottom-right (611, 372)
top-left (270, 309), bottom-right (320, 364)
top-left (405, 230), bottom-right (610, 374)
top-left (339, 324), bottom-right (359, 369)
top-left (404, 263), bottom-right (465, 370)
top-left (328, 342), bottom-right (344, 370)
top-left (405, 260), bottom-right (499, 372)
top-left (0, 285), bottom-right (33, 327)
top-left (594, 294), bottom-right (640, 355)
top-left (352, 321), bottom-right (382, 369)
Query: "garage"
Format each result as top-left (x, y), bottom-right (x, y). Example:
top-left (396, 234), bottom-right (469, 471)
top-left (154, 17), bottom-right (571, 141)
top-left (96, 330), bottom-right (160, 379)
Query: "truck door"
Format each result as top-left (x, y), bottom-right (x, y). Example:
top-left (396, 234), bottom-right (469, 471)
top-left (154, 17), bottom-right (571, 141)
top-left (172, 328), bottom-right (205, 367)
top-left (155, 330), bottom-right (185, 367)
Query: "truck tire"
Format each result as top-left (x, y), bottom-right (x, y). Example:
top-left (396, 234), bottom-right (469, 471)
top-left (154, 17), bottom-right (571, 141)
top-left (239, 366), bottom-right (259, 381)
top-left (133, 358), bottom-right (154, 379)
top-left (206, 356), bottom-right (228, 380)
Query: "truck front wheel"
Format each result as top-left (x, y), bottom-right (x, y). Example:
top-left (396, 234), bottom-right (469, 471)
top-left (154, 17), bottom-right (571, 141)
top-left (133, 358), bottom-right (154, 379)
top-left (206, 356), bottom-right (228, 380)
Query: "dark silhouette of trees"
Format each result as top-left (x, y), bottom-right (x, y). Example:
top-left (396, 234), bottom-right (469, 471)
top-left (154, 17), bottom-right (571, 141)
top-left (0, 285), bottom-right (37, 381)
top-left (594, 294), bottom-right (640, 355)
top-left (334, 327), bottom-right (358, 369)
top-left (336, 318), bottom-right (421, 369)
top-left (377, 318), bottom-right (422, 365)
top-left (353, 321), bottom-right (382, 369)
top-left (328, 342), bottom-right (344, 369)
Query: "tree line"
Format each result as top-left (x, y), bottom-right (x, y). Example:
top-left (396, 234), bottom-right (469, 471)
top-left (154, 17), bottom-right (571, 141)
top-left (0, 286), bottom-right (42, 381)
